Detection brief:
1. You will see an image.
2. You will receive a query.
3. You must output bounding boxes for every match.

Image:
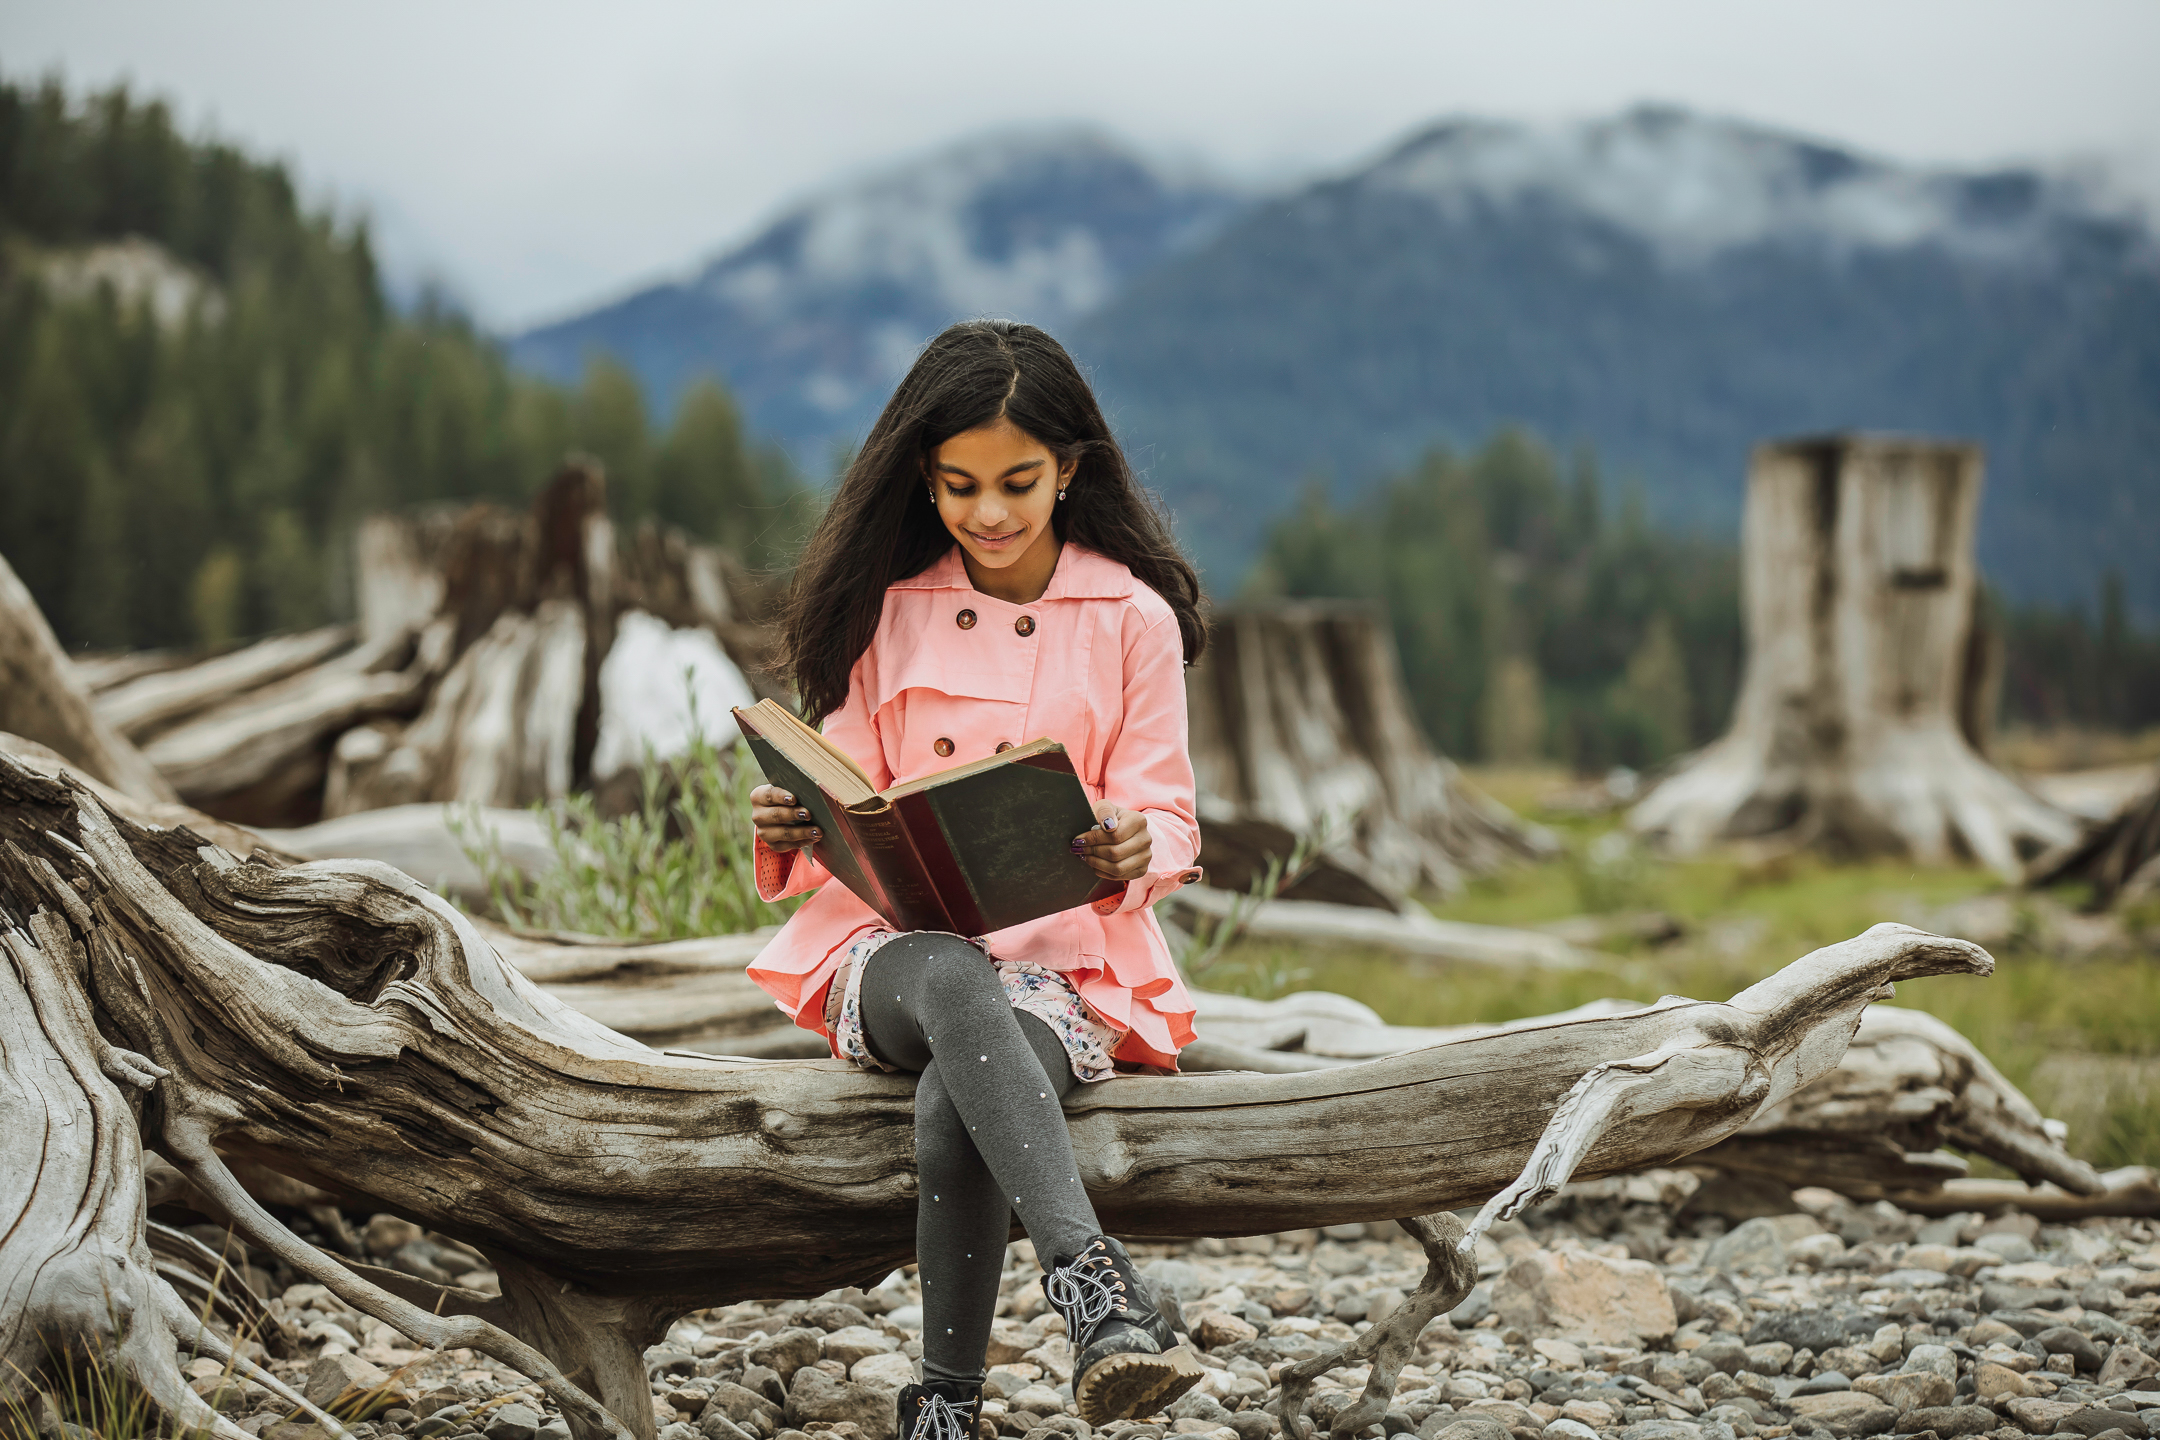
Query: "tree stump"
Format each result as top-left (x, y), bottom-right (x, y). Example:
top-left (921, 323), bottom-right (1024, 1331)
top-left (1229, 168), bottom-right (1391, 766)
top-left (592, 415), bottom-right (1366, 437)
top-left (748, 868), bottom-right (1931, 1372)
top-left (1630, 435), bottom-right (2079, 878)
top-left (1189, 603), bottom-right (1552, 899)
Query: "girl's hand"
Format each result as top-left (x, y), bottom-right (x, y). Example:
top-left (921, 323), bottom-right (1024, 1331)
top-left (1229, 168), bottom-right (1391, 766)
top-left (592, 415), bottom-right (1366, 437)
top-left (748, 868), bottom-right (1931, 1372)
top-left (752, 784), bottom-right (821, 853)
top-left (1073, 802), bottom-right (1150, 881)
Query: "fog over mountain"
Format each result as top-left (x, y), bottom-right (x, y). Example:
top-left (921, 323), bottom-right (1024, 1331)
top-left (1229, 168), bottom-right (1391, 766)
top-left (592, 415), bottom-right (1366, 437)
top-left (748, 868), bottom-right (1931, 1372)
top-left (512, 129), bottom-right (1244, 454)
top-left (513, 108), bottom-right (2160, 607)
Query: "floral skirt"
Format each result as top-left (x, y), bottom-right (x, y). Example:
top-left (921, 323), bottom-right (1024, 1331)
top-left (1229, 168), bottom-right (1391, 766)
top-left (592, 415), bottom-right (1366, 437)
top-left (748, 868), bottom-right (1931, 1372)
top-left (825, 929), bottom-right (1121, 1084)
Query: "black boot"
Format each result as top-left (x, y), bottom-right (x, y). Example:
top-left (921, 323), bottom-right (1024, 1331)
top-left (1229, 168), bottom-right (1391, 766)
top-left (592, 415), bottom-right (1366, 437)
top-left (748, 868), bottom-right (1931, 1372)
top-left (1041, 1235), bottom-right (1202, 1425)
top-left (896, 1380), bottom-right (983, 1440)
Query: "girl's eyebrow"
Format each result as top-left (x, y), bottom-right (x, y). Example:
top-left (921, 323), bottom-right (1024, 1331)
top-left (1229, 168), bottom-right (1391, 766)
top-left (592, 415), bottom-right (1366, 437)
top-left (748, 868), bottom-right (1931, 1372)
top-left (935, 458), bottom-right (1045, 481)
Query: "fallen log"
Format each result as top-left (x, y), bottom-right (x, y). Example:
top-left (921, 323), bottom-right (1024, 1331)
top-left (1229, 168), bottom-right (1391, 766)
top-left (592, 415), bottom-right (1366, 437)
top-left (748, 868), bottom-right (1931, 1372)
top-left (1885, 1165), bottom-right (2160, 1220)
top-left (0, 548), bottom-right (178, 803)
top-left (140, 627), bottom-right (442, 823)
top-left (93, 625), bottom-right (357, 742)
top-left (260, 802), bottom-right (570, 907)
top-left (70, 648), bottom-right (190, 693)
top-left (2025, 765), bottom-right (2160, 909)
top-left (0, 745), bottom-right (1998, 1440)
top-left (1178, 987), bottom-right (2104, 1203)
top-left (43, 731), bottom-right (2094, 1218)
top-left (0, 731), bottom-right (297, 865)
top-left (1164, 884), bottom-right (1599, 970)
top-left (1690, 1002), bottom-right (2104, 1197)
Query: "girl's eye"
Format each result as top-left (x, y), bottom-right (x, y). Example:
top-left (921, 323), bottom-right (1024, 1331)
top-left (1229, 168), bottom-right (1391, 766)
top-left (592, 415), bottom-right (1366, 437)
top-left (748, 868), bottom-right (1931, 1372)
top-left (1007, 480), bottom-right (1038, 494)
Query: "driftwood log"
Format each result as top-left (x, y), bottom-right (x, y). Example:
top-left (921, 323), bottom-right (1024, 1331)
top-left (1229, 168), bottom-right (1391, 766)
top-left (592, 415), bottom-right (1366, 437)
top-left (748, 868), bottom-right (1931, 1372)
top-left (0, 744), bottom-right (2006, 1440)
top-left (13, 721), bottom-right (2113, 1223)
top-left (94, 625), bottom-right (357, 743)
top-left (0, 549), bottom-right (178, 804)
top-left (1631, 436), bottom-right (2080, 879)
top-left (2026, 764), bottom-right (2160, 909)
top-left (138, 627), bottom-right (445, 824)
top-left (1163, 885), bottom-right (1599, 970)
top-left (1189, 604), bottom-right (1553, 901)
top-left (1685, 1003), bottom-right (2103, 1199)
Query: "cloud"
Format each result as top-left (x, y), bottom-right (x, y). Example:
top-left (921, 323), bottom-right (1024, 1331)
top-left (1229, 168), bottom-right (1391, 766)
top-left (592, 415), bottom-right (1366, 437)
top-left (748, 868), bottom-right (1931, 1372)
top-left (11, 0), bottom-right (2157, 327)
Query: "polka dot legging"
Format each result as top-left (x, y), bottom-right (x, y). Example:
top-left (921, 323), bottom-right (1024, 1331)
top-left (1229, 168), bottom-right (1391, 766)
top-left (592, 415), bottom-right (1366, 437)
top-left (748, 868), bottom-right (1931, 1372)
top-left (856, 932), bottom-right (1100, 1385)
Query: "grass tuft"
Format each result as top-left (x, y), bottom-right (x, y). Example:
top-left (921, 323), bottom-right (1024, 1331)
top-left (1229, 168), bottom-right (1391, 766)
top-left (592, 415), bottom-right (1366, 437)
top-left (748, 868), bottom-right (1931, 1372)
top-left (456, 717), bottom-right (799, 942)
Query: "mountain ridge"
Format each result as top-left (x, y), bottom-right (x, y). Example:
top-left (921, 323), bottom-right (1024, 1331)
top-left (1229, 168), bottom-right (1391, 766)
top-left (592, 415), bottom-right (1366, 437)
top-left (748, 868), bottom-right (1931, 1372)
top-left (512, 126), bottom-right (1245, 446)
top-left (512, 107), bottom-right (2160, 610)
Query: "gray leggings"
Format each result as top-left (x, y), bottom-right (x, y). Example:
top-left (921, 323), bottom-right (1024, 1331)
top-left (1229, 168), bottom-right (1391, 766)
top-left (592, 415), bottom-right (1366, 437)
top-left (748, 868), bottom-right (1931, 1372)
top-left (858, 933), bottom-right (1103, 1384)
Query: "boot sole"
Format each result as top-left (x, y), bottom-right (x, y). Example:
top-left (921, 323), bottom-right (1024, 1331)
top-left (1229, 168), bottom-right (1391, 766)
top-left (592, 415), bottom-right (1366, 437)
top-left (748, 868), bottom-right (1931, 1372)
top-left (1074, 1344), bottom-right (1205, 1425)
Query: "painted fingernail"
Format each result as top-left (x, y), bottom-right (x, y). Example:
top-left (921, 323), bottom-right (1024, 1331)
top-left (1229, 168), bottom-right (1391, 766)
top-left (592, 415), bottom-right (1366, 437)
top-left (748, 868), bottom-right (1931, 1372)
top-left (810, 828), bottom-right (822, 839)
top-left (1070, 840), bottom-right (1085, 853)
top-left (781, 793), bottom-right (795, 804)
top-left (1100, 817), bottom-right (1116, 832)
top-left (796, 809), bottom-right (810, 821)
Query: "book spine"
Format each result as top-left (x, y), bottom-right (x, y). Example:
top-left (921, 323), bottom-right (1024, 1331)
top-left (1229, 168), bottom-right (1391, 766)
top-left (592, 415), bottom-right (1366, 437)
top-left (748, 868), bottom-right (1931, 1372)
top-left (848, 804), bottom-right (953, 933)
top-left (891, 792), bottom-right (989, 936)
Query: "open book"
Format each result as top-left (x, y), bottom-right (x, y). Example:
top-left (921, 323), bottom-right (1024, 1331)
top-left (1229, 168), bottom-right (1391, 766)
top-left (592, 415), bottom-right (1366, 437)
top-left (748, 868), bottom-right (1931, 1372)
top-left (733, 698), bottom-right (1123, 934)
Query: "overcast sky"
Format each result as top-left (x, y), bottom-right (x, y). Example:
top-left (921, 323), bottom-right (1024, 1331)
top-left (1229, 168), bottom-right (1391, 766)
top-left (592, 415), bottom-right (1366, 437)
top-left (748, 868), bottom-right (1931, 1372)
top-left (10, 0), bottom-right (2158, 330)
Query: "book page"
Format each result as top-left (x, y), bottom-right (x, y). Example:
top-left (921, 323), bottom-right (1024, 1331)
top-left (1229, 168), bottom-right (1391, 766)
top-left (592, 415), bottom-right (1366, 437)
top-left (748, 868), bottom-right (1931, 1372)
top-left (738, 700), bottom-right (876, 804)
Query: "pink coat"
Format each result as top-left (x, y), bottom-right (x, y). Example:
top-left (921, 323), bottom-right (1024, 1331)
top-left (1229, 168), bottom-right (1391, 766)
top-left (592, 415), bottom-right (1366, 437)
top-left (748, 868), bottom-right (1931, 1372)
top-left (747, 544), bottom-right (1202, 1068)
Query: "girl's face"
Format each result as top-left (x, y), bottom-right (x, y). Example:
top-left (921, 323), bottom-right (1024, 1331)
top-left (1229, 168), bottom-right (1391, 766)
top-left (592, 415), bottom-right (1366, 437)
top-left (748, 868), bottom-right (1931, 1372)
top-left (927, 418), bottom-right (1074, 575)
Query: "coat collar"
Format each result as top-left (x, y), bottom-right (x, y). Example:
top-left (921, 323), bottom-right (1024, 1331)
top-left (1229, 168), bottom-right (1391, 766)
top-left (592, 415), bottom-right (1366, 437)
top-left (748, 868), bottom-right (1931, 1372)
top-left (890, 543), bottom-right (1136, 602)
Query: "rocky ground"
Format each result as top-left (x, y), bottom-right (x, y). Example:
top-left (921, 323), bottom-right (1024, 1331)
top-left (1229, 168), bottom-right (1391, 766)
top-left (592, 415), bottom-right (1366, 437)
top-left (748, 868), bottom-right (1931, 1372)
top-left (181, 1175), bottom-right (2160, 1440)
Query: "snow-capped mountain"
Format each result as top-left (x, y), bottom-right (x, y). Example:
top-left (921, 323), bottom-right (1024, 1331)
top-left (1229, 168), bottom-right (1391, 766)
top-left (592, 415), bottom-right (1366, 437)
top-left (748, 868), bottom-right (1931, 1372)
top-left (514, 106), bottom-right (2158, 609)
top-left (1362, 106), bottom-right (2116, 263)
top-left (1072, 107), bottom-right (2159, 602)
top-left (511, 128), bottom-right (1244, 447)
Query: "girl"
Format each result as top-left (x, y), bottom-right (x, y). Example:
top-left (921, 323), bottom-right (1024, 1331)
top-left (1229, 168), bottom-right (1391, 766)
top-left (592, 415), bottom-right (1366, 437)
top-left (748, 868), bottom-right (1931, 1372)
top-left (746, 320), bottom-right (1209, 1440)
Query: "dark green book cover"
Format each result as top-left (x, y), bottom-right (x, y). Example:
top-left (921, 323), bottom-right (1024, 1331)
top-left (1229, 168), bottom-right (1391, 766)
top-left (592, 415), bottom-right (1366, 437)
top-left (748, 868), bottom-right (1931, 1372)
top-left (735, 706), bottom-right (1122, 933)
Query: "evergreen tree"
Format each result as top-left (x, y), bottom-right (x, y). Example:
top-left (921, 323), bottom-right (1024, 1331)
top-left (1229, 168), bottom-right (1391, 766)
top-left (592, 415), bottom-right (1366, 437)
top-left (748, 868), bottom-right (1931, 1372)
top-left (1258, 430), bottom-right (1740, 767)
top-left (1613, 613), bottom-right (1692, 766)
top-left (0, 73), bottom-right (799, 653)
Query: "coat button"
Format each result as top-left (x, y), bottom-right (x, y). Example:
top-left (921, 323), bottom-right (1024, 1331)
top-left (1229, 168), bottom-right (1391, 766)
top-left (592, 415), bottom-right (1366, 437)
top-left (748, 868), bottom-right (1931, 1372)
top-left (956, 609), bottom-right (976, 630)
top-left (995, 741), bottom-right (1014, 753)
top-left (934, 737), bottom-right (955, 757)
top-left (1014, 614), bottom-right (1036, 636)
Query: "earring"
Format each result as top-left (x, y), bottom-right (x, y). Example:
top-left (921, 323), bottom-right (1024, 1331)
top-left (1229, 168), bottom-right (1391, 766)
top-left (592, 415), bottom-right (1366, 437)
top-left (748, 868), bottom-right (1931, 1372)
top-left (1056, 489), bottom-right (1068, 502)
top-left (927, 490), bottom-right (936, 505)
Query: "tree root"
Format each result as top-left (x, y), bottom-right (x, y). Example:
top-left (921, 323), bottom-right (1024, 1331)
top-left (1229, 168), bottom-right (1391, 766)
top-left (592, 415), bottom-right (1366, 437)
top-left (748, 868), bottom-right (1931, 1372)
top-left (1277, 1213), bottom-right (1480, 1440)
top-left (162, 1137), bottom-right (636, 1440)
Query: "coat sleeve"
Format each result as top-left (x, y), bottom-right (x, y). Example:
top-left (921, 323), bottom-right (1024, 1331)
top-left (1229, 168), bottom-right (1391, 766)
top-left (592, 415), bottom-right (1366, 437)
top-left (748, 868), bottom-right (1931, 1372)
top-left (751, 650), bottom-right (894, 903)
top-left (1092, 607), bottom-right (1205, 915)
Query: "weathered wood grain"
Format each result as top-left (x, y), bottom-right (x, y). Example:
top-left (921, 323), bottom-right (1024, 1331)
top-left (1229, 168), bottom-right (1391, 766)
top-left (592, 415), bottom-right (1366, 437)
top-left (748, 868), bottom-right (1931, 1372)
top-left (0, 549), bottom-right (178, 803)
top-left (94, 625), bottom-right (356, 742)
top-left (1188, 604), bottom-right (1554, 899)
top-left (0, 749), bottom-right (2002, 1440)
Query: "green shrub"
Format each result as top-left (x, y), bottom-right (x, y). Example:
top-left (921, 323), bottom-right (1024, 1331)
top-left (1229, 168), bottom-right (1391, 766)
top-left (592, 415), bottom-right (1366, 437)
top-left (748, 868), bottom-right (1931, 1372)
top-left (455, 726), bottom-right (799, 942)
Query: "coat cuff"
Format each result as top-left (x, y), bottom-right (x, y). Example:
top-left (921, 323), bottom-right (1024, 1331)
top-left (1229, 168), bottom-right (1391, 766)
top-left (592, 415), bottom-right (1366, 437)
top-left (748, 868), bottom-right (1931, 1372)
top-left (1090, 815), bottom-right (1203, 915)
top-left (754, 835), bottom-right (829, 902)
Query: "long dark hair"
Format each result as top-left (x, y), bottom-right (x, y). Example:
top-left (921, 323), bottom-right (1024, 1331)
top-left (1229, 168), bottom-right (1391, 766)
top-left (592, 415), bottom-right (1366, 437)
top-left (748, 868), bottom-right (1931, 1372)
top-left (780, 320), bottom-right (1207, 724)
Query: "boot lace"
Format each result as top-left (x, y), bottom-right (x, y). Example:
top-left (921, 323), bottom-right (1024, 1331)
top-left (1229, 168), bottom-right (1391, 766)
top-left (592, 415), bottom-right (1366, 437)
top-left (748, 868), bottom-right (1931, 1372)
top-left (1044, 1239), bottom-right (1128, 1332)
top-left (909, 1393), bottom-right (977, 1440)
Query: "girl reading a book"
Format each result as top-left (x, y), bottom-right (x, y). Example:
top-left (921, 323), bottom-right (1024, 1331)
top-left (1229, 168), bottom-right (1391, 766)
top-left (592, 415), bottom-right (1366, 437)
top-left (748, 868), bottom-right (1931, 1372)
top-left (746, 320), bottom-right (1209, 1439)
